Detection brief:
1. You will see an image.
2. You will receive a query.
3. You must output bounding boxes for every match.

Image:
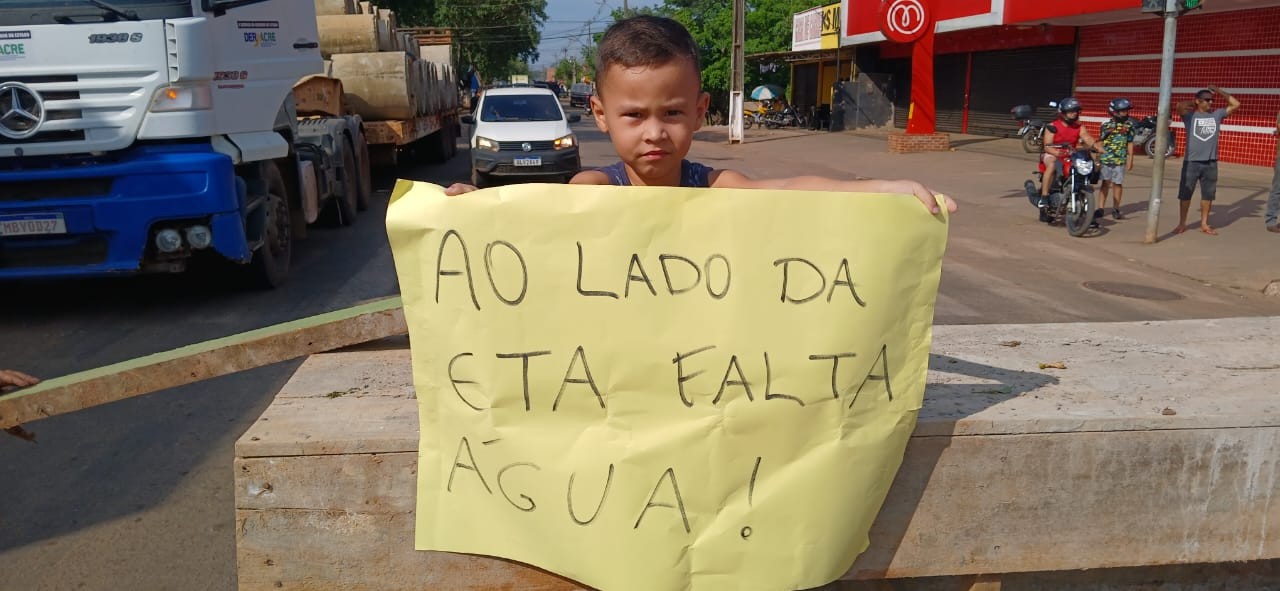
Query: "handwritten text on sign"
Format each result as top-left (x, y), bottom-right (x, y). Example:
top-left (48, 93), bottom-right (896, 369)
top-left (386, 182), bottom-right (948, 591)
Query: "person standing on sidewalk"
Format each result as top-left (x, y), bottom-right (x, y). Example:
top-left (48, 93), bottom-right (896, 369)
top-left (1174, 86), bottom-right (1240, 236)
top-left (1266, 110), bottom-right (1280, 234)
top-left (1097, 98), bottom-right (1136, 221)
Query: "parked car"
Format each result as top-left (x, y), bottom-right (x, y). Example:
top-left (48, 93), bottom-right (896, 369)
top-left (461, 87), bottom-right (582, 188)
top-left (569, 83), bottom-right (594, 108)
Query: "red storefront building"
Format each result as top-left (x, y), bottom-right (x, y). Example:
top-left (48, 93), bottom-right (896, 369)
top-left (841, 0), bottom-right (1280, 167)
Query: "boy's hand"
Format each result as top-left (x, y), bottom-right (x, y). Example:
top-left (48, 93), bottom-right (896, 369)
top-left (444, 183), bottom-right (479, 196)
top-left (1207, 85), bottom-right (1219, 94)
top-left (0, 369), bottom-right (39, 391)
top-left (889, 180), bottom-right (956, 215)
top-left (1127, 160), bottom-right (1134, 171)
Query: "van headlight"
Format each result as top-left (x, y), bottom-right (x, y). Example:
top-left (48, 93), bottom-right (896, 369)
top-left (475, 137), bottom-right (499, 151)
top-left (554, 134), bottom-right (576, 149)
top-left (1073, 157), bottom-right (1095, 175)
top-left (149, 84), bottom-right (212, 112)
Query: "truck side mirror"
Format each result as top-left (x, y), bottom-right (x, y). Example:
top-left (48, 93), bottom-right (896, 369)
top-left (461, 114), bottom-right (475, 125)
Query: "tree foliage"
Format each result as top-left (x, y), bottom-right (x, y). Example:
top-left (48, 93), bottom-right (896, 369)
top-left (375, 0), bottom-right (548, 81)
top-left (564, 1), bottom-right (824, 107)
top-left (443, 0), bottom-right (548, 80)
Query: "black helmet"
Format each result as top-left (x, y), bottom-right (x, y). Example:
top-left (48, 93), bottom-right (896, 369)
top-left (1058, 97), bottom-right (1082, 114)
top-left (1108, 97), bottom-right (1132, 115)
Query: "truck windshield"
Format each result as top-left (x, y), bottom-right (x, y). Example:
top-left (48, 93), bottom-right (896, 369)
top-left (0, 0), bottom-right (191, 25)
top-left (480, 94), bottom-right (564, 123)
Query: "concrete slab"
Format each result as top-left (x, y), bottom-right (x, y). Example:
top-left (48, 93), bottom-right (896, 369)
top-left (235, 318), bottom-right (1280, 589)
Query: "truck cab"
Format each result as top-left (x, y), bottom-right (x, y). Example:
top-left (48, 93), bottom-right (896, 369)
top-left (0, 0), bottom-right (346, 286)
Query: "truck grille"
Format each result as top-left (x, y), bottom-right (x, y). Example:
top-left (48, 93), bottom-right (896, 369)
top-left (498, 140), bottom-right (555, 151)
top-left (0, 75), bottom-right (82, 145)
top-left (0, 71), bottom-right (158, 153)
top-left (0, 236), bottom-right (109, 268)
top-left (0, 178), bottom-right (112, 201)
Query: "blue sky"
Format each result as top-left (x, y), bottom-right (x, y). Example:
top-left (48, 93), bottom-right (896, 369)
top-left (535, 0), bottom-right (660, 70)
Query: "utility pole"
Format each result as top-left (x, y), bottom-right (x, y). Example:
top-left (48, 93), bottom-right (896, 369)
top-left (1142, 0), bottom-right (1203, 243)
top-left (729, 0), bottom-right (745, 144)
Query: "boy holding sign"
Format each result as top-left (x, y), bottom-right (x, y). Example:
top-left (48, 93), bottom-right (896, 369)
top-left (447, 16), bottom-right (956, 216)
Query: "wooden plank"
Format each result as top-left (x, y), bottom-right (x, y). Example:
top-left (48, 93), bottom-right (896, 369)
top-left (236, 451), bottom-right (417, 511)
top-left (0, 297), bottom-right (406, 429)
top-left (293, 75), bottom-right (346, 117)
top-left (237, 397), bottom-right (417, 457)
top-left (362, 114), bottom-right (442, 146)
top-left (236, 509), bottom-right (586, 591)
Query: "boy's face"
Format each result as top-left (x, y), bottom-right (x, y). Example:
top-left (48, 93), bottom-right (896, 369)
top-left (590, 59), bottom-right (709, 185)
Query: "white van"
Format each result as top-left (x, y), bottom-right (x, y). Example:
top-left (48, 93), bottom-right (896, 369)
top-left (461, 87), bottom-right (582, 187)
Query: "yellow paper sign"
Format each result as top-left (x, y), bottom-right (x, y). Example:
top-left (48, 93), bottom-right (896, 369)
top-left (387, 182), bottom-right (948, 591)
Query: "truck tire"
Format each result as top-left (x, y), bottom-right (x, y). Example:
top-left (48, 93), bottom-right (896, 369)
top-left (471, 169), bottom-right (488, 188)
top-left (248, 161), bottom-right (292, 288)
top-left (323, 138), bottom-right (359, 226)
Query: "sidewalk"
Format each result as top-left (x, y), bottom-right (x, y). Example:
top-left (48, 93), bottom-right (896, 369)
top-left (686, 127), bottom-right (1280, 320)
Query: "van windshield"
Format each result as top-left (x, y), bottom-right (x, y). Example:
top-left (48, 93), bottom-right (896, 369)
top-left (480, 94), bottom-right (564, 123)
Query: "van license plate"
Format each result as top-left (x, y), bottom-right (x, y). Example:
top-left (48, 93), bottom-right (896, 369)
top-left (0, 213), bottom-right (67, 236)
top-left (513, 157), bottom-right (542, 167)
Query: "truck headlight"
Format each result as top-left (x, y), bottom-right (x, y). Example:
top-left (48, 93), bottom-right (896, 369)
top-left (554, 134), bottom-right (576, 149)
top-left (1073, 157), bottom-right (1095, 176)
top-left (475, 137), bottom-right (499, 151)
top-left (150, 84), bottom-right (213, 112)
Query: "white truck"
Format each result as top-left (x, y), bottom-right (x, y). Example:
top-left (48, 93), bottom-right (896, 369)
top-left (0, 0), bottom-right (455, 287)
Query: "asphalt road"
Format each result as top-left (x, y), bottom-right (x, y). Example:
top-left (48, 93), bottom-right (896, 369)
top-left (1, 114), bottom-right (1276, 589)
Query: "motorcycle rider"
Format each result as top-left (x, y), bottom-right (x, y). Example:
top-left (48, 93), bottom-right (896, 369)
top-left (1038, 97), bottom-right (1098, 223)
top-left (1097, 98), bottom-right (1136, 221)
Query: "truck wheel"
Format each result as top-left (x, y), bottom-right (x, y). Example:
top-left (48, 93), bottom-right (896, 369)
top-left (355, 135), bottom-right (372, 211)
top-left (323, 138), bottom-right (360, 226)
top-left (471, 169), bottom-right (488, 188)
top-left (248, 161), bottom-right (292, 288)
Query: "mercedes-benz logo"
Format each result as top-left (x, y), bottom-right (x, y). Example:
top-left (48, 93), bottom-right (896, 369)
top-left (0, 81), bottom-right (45, 140)
top-left (521, 142), bottom-right (532, 152)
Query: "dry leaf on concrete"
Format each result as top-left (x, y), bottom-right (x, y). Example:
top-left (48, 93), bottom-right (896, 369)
top-left (1038, 361), bottom-right (1067, 370)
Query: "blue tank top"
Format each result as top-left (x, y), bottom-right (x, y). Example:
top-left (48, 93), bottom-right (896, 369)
top-left (596, 160), bottom-right (714, 187)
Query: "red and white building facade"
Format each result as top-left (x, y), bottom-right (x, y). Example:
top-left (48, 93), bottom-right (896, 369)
top-left (839, 0), bottom-right (1280, 167)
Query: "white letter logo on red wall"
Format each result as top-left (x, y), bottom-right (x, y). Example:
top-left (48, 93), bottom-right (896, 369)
top-left (880, 0), bottom-right (932, 44)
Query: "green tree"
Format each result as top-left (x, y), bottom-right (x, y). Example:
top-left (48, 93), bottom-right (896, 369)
top-left (435, 0), bottom-right (548, 81)
top-left (659, 0), bottom-right (823, 105)
top-left (372, 0), bottom-right (437, 27)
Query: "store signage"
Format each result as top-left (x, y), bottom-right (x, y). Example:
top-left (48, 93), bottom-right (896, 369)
top-left (880, 0), bottom-right (932, 43)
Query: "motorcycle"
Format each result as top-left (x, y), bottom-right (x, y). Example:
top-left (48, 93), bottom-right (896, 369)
top-left (764, 104), bottom-right (808, 129)
top-left (1011, 103), bottom-right (1048, 153)
top-left (1130, 114), bottom-right (1176, 158)
top-left (1024, 131), bottom-right (1099, 237)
